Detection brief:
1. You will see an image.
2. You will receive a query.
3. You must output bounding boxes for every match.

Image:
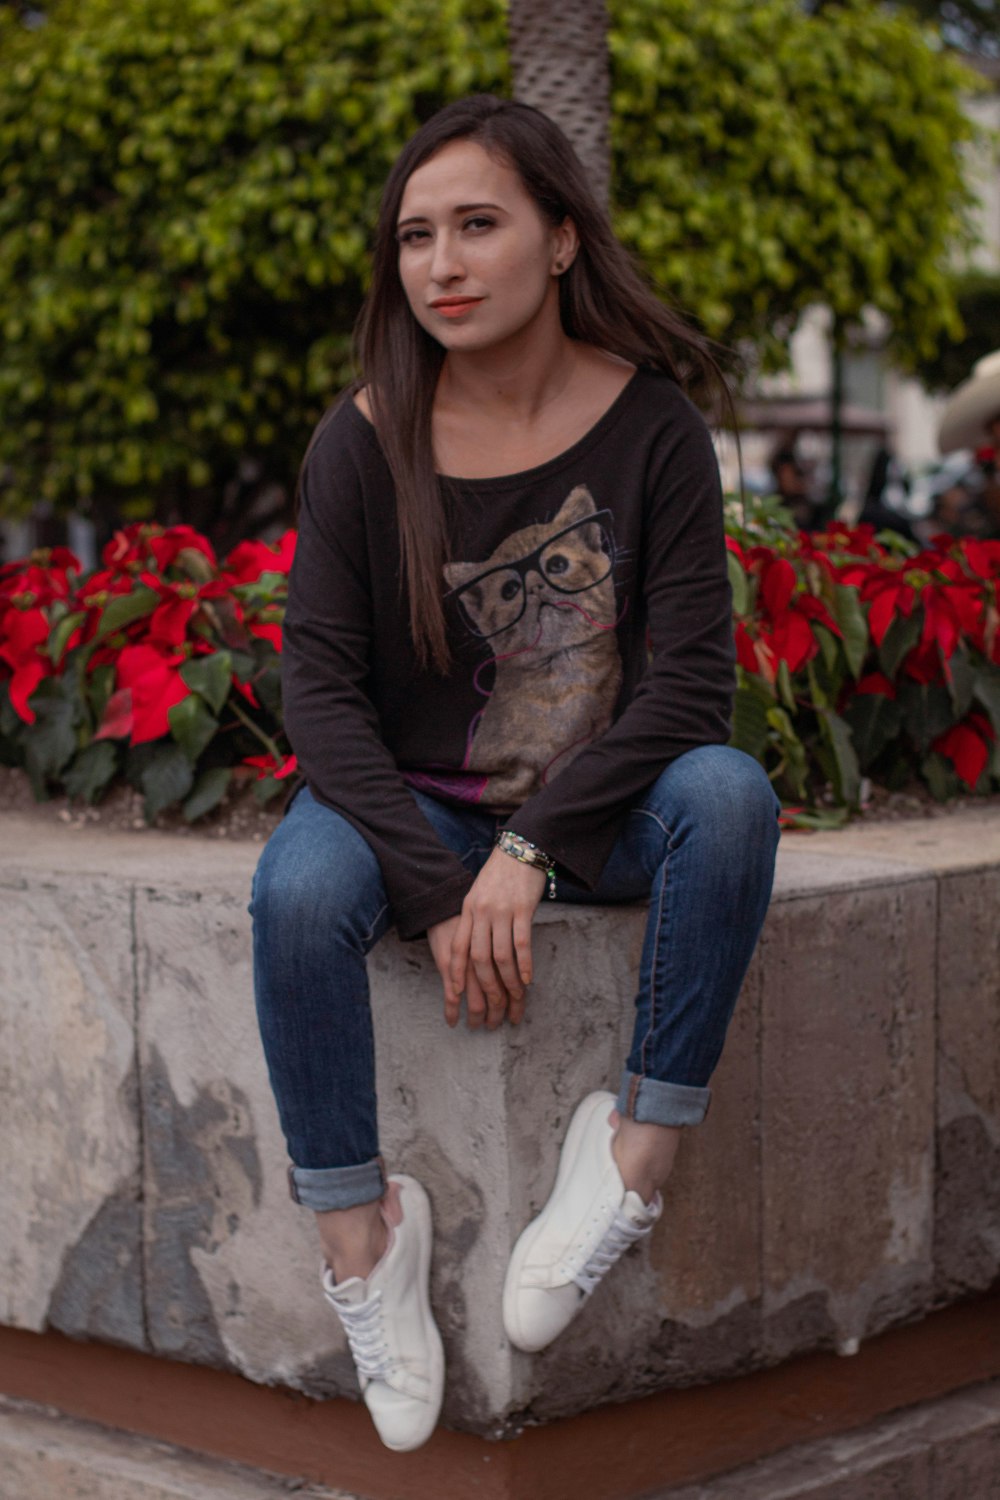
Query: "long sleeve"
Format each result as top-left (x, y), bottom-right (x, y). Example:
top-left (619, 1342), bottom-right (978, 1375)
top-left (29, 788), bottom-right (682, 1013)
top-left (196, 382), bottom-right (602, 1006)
top-left (505, 411), bottom-right (735, 889)
top-left (281, 434), bottom-right (473, 940)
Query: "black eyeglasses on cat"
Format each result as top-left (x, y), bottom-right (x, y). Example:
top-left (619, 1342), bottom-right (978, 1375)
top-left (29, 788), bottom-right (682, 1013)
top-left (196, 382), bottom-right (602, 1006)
top-left (446, 509), bottom-right (615, 639)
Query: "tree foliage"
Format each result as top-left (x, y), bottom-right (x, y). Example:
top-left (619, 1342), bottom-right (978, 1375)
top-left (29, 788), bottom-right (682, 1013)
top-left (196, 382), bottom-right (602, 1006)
top-left (609, 0), bottom-right (980, 368)
top-left (0, 0), bottom-right (508, 534)
top-left (0, 0), bottom-right (979, 531)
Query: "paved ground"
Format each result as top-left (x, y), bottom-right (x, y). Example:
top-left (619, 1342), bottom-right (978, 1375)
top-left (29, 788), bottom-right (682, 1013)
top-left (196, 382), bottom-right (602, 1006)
top-left (0, 1396), bottom-right (353, 1500)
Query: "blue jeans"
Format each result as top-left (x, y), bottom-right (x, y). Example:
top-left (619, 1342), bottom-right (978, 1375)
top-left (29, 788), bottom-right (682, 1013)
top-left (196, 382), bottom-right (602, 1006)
top-left (251, 745), bottom-right (780, 1212)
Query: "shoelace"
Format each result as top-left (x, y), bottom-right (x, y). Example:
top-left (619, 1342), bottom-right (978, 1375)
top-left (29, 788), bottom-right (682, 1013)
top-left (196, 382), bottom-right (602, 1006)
top-left (569, 1208), bottom-right (653, 1296)
top-left (332, 1291), bottom-right (394, 1381)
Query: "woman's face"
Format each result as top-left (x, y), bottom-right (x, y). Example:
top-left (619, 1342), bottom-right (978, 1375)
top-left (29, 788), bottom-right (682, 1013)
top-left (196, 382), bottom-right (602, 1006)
top-left (395, 138), bottom-right (575, 354)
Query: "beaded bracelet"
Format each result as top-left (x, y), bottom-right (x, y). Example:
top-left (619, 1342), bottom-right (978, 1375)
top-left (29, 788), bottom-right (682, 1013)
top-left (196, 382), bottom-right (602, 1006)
top-left (495, 830), bottom-right (558, 899)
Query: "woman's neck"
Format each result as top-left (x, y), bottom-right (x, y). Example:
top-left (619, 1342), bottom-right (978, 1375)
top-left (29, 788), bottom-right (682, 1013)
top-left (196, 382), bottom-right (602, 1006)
top-left (436, 327), bottom-right (581, 428)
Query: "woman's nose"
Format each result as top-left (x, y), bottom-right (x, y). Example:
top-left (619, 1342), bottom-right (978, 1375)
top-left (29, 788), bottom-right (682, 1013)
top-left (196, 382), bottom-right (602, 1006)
top-left (430, 231), bottom-right (465, 284)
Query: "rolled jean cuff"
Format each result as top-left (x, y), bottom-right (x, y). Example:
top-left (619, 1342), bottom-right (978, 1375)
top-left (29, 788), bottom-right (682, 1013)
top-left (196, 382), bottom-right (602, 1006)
top-left (617, 1070), bottom-right (711, 1127)
top-left (287, 1157), bottom-right (386, 1212)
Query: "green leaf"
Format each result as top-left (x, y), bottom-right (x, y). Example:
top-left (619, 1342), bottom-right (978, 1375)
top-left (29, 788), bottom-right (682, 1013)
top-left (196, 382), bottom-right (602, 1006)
top-left (922, 751), bottom-right (958, 803)
top-left (180, 650), bottom-right (232, 715)
top-left (167, 694), bottom-right (218, 761)
top-left (96, 587), bottom-right (158, 639)
top-left (48, 609), bottom-right (86, 663)
top-left (729, 684), bottom-right (771, 758)
top-left (899, 682), bottom-right (955, 755)
top-left (818, 707), bottom-right (861, 807)
top-left (779, 805), bottom-right (851, 831)
top-left (878, 613), bottom-right (922, 679)
top-left (183, 765), bottom-right (232, 822)
top-left (727, 550), bottom-right (749, 616)
top-left (972, 670), bottom-right (1000, 738)
top-left (945, 650), bottom-right (976, 720)
top-left (62, 740), bottom-right (118, 803)
top-left (253, 771), bottom-right (287, 804)
top-left (23, 687), bottom-right (77, 781)
top-left (843, 692), bottom-right (904, 769)
top-left (140, 743), bottom-right (195, 821)
top-left (776, 657), bottom-right (796, 712)
top-left (766, 705), bottom-right (809, 798)
top-left (830, 585), bottom-right (868, 679)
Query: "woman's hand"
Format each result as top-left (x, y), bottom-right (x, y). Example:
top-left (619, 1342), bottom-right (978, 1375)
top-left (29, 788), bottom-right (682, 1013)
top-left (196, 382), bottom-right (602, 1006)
top-left (427, 851), bottom-right (546, 1030)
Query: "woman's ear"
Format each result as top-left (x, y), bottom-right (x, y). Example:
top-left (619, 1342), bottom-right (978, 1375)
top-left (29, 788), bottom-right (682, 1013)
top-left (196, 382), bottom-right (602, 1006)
top-left (551, 217), bottom-right (579, 276)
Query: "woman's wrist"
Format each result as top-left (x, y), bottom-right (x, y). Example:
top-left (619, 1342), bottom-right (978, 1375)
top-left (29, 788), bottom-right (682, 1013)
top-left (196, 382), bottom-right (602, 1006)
top-left (494, 830), bottom-right (557, 900)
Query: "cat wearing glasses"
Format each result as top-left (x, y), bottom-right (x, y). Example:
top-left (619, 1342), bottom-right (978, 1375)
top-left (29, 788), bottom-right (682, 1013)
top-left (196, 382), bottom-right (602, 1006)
top-left (443, 485), bottom-right (624, 807)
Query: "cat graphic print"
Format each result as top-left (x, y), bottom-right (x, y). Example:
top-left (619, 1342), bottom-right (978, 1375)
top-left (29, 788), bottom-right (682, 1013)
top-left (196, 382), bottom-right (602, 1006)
top-left (442, 485), bottom-right (625, 808)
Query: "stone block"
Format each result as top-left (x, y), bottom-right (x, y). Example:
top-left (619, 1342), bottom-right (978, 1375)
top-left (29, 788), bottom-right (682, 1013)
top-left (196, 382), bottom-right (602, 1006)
top-left (758, 879), bottom-right (937, 1361)
top-left (934, 868), bottom-right (1000, 1301)
top-left (506, 927), bottom-right (765, 1423)
top-left (134, 879), bottom-right (354, 1393)
top-left (0, 872), bottom-right (143, 1349)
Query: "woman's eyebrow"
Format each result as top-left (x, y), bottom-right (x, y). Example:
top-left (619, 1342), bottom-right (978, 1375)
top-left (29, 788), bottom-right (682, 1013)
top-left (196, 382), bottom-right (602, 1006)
top-left (396, 201), bottom-right (504, 229)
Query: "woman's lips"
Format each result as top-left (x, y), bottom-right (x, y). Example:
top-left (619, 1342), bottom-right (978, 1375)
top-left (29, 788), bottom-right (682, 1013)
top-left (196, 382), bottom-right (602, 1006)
top-left (431, 298), bottom-right (484, 318)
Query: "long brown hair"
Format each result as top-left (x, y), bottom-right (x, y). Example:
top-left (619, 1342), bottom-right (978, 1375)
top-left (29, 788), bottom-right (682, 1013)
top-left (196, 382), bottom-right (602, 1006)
top-left (305, 94), bottom-right (735, 674)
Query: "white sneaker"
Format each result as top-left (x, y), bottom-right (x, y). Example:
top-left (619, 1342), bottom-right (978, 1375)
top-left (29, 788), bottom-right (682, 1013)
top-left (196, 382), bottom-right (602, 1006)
top-left (321, 1174), bottom-right (444, 1452)
top-left (503, 1091), bottom-right (662, 1353)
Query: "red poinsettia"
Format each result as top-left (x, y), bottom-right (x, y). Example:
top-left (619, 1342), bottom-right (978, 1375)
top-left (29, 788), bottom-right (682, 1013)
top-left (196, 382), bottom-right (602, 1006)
top-left (933, 711), bottom-right (996, 790)
top-left (94, 643), bottom-right (191, 745)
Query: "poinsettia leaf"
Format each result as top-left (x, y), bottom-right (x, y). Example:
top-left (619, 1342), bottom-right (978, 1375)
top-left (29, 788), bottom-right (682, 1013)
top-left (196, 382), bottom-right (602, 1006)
top-left (945, 651), bottom-right (976, 720)
top-left (878, 612), bottom-right (921, 679)
top-left (229, 649), bottom-right (256, 682)
top-left (899, 682), bottom-right (955, 754)
top-left (182, 766), bottom-right (232, 822)
top-left (729, 685), bottom-right (770, 759)
top-left (47, 609), bottom-right (86, 664)
top-left (831, 585), bottom-right (868, 679)
top-left (23, 689), bottom-right (78, 779)
top-left (167, 694), bottom-right (218, 762)
top-left (818, 707), bottom-right (861, 807)
top-left (180, 651), bottom-right (232, 715)
top-left (972, 670), bottom-right (1000, 738)
top-left (253, 771), bottom-right (287, 804)
top-left (727, 551), bottom-right (749, 616)
top-left (62, 740), bottom-right (118, 803)
top-left (779, 805), bottom-right (851, 831)
top-left (843, 693), bottom-right (904, 769)
top-left (96, 587), bottom-right (159, 639)
top-left (87, 664), bottom-right (116, 728)
top-left (921, 751), bottom-right (958, 802)
top-left (140, 743), bottom-right (195, 821)
top-left (815, 625), bottom-right (839, 677)
top-left (253, 661), bottom-right (282, 718)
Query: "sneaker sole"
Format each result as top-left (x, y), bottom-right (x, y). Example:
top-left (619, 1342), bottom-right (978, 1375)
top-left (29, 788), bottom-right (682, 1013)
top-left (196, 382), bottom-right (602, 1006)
top-left (379, 1174), bottom-right (445, 1452)
top-left (502, 1091), bottom-right (616, 1351)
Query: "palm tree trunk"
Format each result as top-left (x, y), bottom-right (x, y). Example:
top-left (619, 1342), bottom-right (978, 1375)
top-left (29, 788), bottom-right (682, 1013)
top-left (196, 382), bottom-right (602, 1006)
top-left (507, 0), bottom-right (611, 205)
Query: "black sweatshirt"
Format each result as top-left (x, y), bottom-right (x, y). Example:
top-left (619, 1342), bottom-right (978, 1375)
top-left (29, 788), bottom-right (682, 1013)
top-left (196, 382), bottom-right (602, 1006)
top-left (282, 367), bottom-right (735, 939)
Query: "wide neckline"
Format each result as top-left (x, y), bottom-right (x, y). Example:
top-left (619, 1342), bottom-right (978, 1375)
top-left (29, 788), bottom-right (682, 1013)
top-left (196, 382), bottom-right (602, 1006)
top-left (347, 367), bottom-right (646, 492)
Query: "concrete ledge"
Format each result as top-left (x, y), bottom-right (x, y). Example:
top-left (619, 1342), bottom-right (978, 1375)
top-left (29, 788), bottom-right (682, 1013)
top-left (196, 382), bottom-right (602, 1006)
top-left (1, 806), bottom-right (999, 1432)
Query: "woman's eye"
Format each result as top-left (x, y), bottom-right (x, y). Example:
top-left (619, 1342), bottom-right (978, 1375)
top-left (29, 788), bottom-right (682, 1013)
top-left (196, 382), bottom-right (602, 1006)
top-left (396, 228), bottom-right (429, 246)
top-left (463, 216), bottom-right (494, 232)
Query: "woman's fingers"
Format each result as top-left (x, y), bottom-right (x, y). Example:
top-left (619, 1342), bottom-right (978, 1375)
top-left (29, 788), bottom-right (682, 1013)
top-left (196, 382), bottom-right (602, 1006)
top-left (449, 908), bottom-right (473, 1001)
top-left (512, 909), bottom-right (534, 989)
top-left (490, 921), bottom-right (524, 1025)
top-left (464, 967), bottom-right (489, 1030)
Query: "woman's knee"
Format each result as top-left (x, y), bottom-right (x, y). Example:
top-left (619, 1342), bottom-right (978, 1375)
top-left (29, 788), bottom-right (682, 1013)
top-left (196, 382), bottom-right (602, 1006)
top-left (251, 792), bottom-right (387, 945)
top-left (647, 745), bottom-right (780, 848)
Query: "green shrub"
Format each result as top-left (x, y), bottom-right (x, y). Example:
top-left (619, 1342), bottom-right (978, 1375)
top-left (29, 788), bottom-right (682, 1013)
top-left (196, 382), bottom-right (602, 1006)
top-left (0, 0), bottom-right (508, 531)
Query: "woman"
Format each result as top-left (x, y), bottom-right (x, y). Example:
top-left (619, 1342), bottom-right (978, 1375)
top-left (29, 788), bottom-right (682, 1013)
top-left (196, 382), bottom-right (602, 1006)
top-left (251, 94), bottom-right (780, 1453)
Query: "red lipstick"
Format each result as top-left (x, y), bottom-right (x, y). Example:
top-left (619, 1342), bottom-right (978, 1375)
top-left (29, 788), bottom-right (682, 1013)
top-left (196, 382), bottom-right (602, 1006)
top-left (431, 297), bottom-right (484, 318)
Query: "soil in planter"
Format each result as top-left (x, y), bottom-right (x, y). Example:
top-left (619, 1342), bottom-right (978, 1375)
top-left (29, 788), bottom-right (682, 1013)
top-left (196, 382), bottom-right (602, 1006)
top-left (0, 764), bottom-right (285, 841)
top-left (4, 764), bottom-right (1000, 841)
